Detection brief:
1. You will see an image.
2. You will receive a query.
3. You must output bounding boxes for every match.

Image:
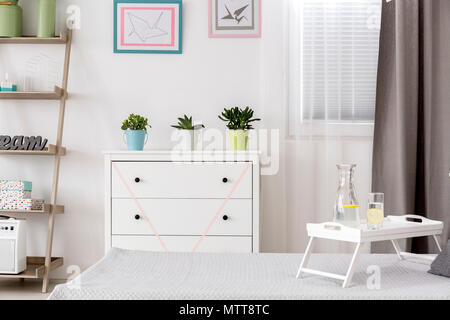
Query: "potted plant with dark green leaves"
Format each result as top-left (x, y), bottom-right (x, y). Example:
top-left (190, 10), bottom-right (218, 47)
top-left (219, 107), bottom-right (261, 151)
top-left (171, 115), bottom-right (205, 150)
top-left (121, 113), bottom-right (151, 151)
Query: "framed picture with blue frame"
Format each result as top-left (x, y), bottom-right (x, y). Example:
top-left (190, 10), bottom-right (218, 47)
top-left (114, 0), bottom-right (182, 54)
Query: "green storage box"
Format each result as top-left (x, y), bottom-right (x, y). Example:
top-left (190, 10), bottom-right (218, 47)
top-left (0, 1), bottom-right (22, 38)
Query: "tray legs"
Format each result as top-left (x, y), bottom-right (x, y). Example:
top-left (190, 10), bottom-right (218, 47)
top-left (391, 235), bottom-right (442, 262)
top-left (296, 237), bottom-right (314, 279)
top-left (391, 240), bottom-right (404, 260)
top-left (433, 235), bottom-right (442, 252)
top-left (296, 237), bottom-right (364, 288)
top-left (342, 243), bottom-right (363, 288)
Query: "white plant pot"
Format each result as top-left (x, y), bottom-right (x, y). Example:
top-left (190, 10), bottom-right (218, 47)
top-left (179, 130), bottom-right (203, 151)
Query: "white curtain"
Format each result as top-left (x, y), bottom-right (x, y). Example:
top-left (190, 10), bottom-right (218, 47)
top-left (260, 0), bottom-right (380, 253)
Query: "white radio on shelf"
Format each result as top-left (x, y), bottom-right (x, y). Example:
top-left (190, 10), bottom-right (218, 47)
top-left (0, 217), bottom-right (26, 275)
top-left (104, 151), bottom-right (260, 254)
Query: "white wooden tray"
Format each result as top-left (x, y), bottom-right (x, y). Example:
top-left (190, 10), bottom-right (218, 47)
top-left (307, 215), bottom-right (443, 243)
top-left (297, 215), bottom-right (444, 288)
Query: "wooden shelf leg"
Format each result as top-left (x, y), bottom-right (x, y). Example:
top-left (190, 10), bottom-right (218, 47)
top-left (42, 209), bottom-right (57, 293)
top-left (342, 242), bottom-right (363, 288)
top-left (296, 237), bottom-right (315, 279)
top-left (42, 29), bottom-right (72, 294)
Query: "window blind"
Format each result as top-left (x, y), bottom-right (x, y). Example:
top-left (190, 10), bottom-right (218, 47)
top-left (288, 0), bottom-right (382, 130)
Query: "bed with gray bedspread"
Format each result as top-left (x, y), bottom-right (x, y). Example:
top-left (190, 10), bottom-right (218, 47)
top-left (48, 248), bottom-right (450, 300)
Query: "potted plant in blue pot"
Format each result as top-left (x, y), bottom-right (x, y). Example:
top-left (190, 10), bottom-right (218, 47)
top-left (121, 113), bottom-right (151, 151)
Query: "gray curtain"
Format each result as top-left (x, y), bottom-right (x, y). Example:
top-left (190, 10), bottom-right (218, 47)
top-left (372, 0), bottom-right (450, 253)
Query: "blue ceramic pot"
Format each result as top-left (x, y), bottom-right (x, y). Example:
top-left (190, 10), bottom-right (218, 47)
top-left (123, 130), bottom-right (147, 151)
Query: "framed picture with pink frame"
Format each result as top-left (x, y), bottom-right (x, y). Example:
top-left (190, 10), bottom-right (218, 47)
top-left (209, 0), bottom-right (261, 38)
top-left (114, 0), bottom-right (182, 54)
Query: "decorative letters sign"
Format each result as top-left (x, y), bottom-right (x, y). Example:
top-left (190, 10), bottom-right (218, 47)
top-left (0, 136), bottom-right (48, 151)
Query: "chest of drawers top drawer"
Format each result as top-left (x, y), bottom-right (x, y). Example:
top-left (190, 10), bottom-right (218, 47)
top-left (111, 162), bottom-right (252, 199)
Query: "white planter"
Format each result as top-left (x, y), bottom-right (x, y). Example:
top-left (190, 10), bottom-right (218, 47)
top-left (178, 130), bottom-right (203, 151)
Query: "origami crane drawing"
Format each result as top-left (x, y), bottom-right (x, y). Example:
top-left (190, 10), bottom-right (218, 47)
top-left (221, 4), bottom-right (249, 24)
top-left (127, 11), bottom-right (168, 42)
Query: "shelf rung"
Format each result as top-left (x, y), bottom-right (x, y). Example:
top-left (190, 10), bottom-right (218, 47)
top-left (0, 144), bottom-right (66, 156)
top-left (0, 31), bottom-right (68, 44)
top-left (0, 86), bottom-right (64, 100)
top-left (0, 204), bottom-right (65, 215)
top-left (0, 257), bottom-right (63, 279)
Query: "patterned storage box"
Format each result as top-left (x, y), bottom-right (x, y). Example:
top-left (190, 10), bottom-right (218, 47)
top-left (2, 198), bottom-right (32, 210)
top-left (0, 190), bottom-right (32, 199)
top-left (31, 199), bottom-right (45, 211)
top-left (0, 180), bottom-right (36, 211)
top-left (0, 180), bottom-right (32, 192)
top-left (0, 198), bottom-right (44, 211)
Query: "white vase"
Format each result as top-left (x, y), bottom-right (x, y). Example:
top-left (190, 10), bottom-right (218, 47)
top-left (179, 130), bottom-right (203, 151)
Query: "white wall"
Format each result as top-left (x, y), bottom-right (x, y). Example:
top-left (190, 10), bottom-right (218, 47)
top-left (0, 0), bottom-right (374, 279)
top-left (0, 0), bottom-right (261, 278)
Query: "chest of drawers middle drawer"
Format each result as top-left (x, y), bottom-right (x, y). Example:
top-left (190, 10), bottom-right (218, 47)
top-left (112, 198), bottom-right (253, 236)
top-left (111, 162), bottom-right (252, 199)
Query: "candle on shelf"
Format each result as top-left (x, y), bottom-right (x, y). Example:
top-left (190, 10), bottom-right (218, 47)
top-left (37, 0), bottom-right (56, 38)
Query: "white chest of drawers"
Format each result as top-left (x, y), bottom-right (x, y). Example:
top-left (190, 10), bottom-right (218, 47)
top-left (104, 151), bottom-right (260, 254)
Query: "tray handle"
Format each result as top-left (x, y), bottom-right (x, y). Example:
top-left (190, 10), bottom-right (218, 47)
top-left (321, 222), bottom-right (346, 231)
top-left (387, 214), bottom-right (433, 224)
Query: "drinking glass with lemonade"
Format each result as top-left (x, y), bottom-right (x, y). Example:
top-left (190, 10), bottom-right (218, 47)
top-left (367, 193), bottom-right (384, 230)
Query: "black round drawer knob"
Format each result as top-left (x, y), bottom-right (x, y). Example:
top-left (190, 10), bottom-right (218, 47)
top-left (135, 215), bottom-right (141, 220)
top-left (222, 178), bottom-right (228, 183)
top-left (135, 177), bottom-right (141, 183)
top-left (223, 215), bottom-right (229, 221)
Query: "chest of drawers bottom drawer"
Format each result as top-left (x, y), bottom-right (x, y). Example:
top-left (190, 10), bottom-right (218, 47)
top-left (111, 235), bottom-right (253, 253)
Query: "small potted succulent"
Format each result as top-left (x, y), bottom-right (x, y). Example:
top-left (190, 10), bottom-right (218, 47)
top-left (219, 107), bottom-right (260, 151)
top-left (171, 115), bottom-right (205, 150)
top-left (121, 113), bottom-right (151, 151)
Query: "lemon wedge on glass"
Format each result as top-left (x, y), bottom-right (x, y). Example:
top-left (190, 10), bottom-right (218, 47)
top-left (367, 208), bottom-right (384, 225)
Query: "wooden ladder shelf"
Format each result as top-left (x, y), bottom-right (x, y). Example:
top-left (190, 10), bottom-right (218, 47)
top-left (0, 30), bottom-right (73, 293)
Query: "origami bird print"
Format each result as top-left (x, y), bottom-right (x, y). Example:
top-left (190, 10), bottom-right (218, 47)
top-left (128, 11), bottom-right (168, 42)
top-left (221, 4), bottom-right (249, 24)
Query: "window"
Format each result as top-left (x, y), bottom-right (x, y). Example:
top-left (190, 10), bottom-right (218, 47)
top-left (288, 0), bottom-right (381, 134)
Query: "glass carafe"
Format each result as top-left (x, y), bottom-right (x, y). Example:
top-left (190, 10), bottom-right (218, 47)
top-left (333, 164), bottom-right (360, 228)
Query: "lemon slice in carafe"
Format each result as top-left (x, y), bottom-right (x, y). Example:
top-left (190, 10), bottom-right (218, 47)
top-left (367, 208), bottom-right (384, 225)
